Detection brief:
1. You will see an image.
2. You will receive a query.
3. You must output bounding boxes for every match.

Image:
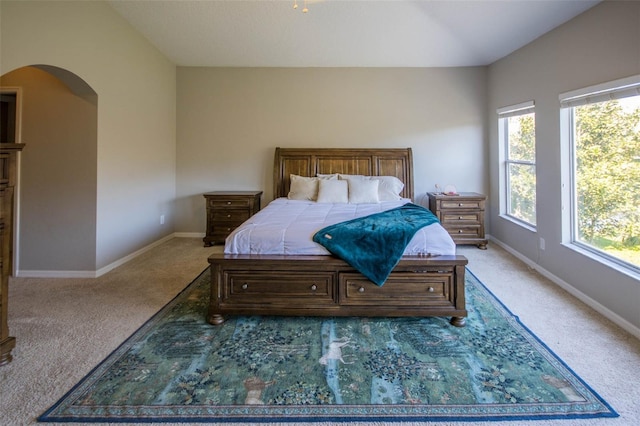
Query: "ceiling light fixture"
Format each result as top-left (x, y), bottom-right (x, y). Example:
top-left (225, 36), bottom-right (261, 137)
top-left (293, 0), bottom-right (309, 13)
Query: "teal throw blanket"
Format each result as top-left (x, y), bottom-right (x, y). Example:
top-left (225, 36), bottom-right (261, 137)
top-left (312, 203), bottom-right (439, 286)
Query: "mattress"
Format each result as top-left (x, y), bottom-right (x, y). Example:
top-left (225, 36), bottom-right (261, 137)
top-left (224, 198), bottom-right (456, 256)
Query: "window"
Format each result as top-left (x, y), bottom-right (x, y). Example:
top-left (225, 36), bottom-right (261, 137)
top-left (561, 75), bottom-right (640, 271)
top-left (498, 101), bottom-right (536, 227)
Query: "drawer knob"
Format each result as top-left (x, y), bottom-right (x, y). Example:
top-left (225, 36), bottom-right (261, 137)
top-left (458, 230), bottom-right (463, 233)
top-left (310, 284), bottom-right (317, 291)
top-left (227, 214), bottom-right (231, 218)
top-left (358, 286), bottom-right (365, 293)
top-left (241, 283), bottom-right (248, 290)
top-left (227, 201), bottom-right (232, 205)
top-left (227, 227), bottom-right (232, 231)
top-left (459, 203), bottom-right (463, 206)
top-left (428, 287), bottom-right (435, 293)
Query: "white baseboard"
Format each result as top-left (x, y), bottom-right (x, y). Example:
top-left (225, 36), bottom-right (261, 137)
top-left (489, 236), bottom-right (640, 341)
top-left (94, 234), bottom-right (177, 277)
top-left (16, 269), bottom-right (99, 279)
top-left (174, 232), bottom-right (205, 238)
top-left (17, 234), bottom-right (178, 279)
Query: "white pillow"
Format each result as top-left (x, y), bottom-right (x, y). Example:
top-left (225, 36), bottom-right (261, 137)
top-left (338, 174), bottom-right (366, 180)
top-left (371, 176), bottom-right (404, 201)
top-left (316, 173), bottom-right (338, 180)
top-left (347, 178), bottom-right (380, 204)
top-left (288, 174), bottom-right (318, 201)
top-left (316, 179), bottom-right (349, 203)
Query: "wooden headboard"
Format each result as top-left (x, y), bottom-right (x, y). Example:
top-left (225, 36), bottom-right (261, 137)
top-left (273, 147), bottom-right (414, 200)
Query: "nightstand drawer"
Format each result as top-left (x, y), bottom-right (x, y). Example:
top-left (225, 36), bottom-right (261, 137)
top-left (211, 222), bottom-right (245, 234)
top-left (209, 198), bottom-right (252, 208)
top-left (212, 210), bottom-right (251, 222)
top-left (444, 225), bottom-right (482, 239)
top-left (441, 211), bottom-right (482, 223)
top-left (441, 199), bottom-right (484, 210)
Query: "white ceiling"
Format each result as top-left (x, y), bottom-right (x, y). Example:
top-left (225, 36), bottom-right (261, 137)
top-left (107, 0), bottom-right (601, 68)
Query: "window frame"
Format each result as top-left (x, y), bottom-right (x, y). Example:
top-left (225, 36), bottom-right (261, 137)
top-left (497, 101), bottom-right (537, 229)
top-left (560, 74), bottom-right (640, 276)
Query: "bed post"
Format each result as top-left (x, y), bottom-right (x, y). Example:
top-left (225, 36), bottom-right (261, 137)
top-left (449, 263), bottom-right (467, 327)
top-left (207, 262), bottom-right (225, 325)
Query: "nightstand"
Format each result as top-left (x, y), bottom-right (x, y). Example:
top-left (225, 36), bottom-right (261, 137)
top-left (427, 192), bottom-right (488, 249)
top-left (203, 191), bottom-right (262, 247)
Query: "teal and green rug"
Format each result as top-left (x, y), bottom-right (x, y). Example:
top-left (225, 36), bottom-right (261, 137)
top-left (39, 268), bottom-right (617, 423)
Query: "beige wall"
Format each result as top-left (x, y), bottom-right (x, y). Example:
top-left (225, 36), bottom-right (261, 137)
top-left (176, 67), bottom-right (488, 232)
top-left (487, 1), bottom-right (640, 331)
top-left (1, 67), bottom-right (97, 272)
top-left (1, 1), bottom-right (176, 272)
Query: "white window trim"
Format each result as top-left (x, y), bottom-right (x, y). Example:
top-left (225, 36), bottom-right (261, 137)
top-left (497, 100), bottom-right (535, 117)
top-left (559, 74), bottom-right (640, 276)
top-left (560, 74), bottom-right (640, 107)
top-left (497, 100), bottom-right (536, 228)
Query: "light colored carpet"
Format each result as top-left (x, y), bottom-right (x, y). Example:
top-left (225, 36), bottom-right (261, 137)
top-left (1, 237), bottom-right (638, 426)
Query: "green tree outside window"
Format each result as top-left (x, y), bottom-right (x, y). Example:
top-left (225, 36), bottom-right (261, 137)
top-left (574, 97), bottom-right (640, 267)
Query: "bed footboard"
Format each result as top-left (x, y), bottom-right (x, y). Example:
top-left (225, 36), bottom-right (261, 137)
top-left (207, 253), bottom-right (468, 326)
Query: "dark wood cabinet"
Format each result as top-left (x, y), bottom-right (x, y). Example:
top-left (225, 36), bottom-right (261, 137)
top-left (1, 143), bottom-right (24, 366)
top-left (428, 192), bottom-right (487, 249)
top-left (203, 191), bottom-right (262, 247)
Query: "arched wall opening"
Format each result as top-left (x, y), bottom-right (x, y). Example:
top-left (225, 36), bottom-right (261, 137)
top-left (0, 65), bottom-right (98, 274)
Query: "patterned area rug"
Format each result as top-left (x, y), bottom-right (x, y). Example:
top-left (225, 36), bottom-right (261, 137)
top-left (39, 268), bottom-right (617, 423)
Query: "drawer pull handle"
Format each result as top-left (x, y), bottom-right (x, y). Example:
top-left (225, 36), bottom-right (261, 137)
top-left (227, 201), bottom-right (232, 205)
top-left (428, 287), bottom-right (435, 293)
top-left (310, 284), bottom-right (317, 291)
top-left (241, 283), bottom-right (248, 290)
top-left (358, 286), bottom-right (365, 293)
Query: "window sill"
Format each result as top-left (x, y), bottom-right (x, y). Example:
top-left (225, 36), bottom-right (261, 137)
top-left (499, 214), bottom-right (537, 233)
top-left (562, 242), bottom-right (640, 281)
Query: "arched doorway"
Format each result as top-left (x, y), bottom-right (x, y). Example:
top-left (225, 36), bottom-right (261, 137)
top-left (0, 65), bottom-right (98, 274)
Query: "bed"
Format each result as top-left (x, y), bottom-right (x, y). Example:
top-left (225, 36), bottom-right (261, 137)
top-left (207, 147), bottom-right (468, 327)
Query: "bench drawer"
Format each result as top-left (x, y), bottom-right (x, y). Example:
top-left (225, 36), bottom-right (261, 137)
top-left (222, 271), bottom-right (336, 305)
top-left (339, 272), bottom-right (455, 307)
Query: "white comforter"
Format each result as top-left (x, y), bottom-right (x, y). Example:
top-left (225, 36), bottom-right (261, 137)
top-left (224, 198), bottom-right (456, 256)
